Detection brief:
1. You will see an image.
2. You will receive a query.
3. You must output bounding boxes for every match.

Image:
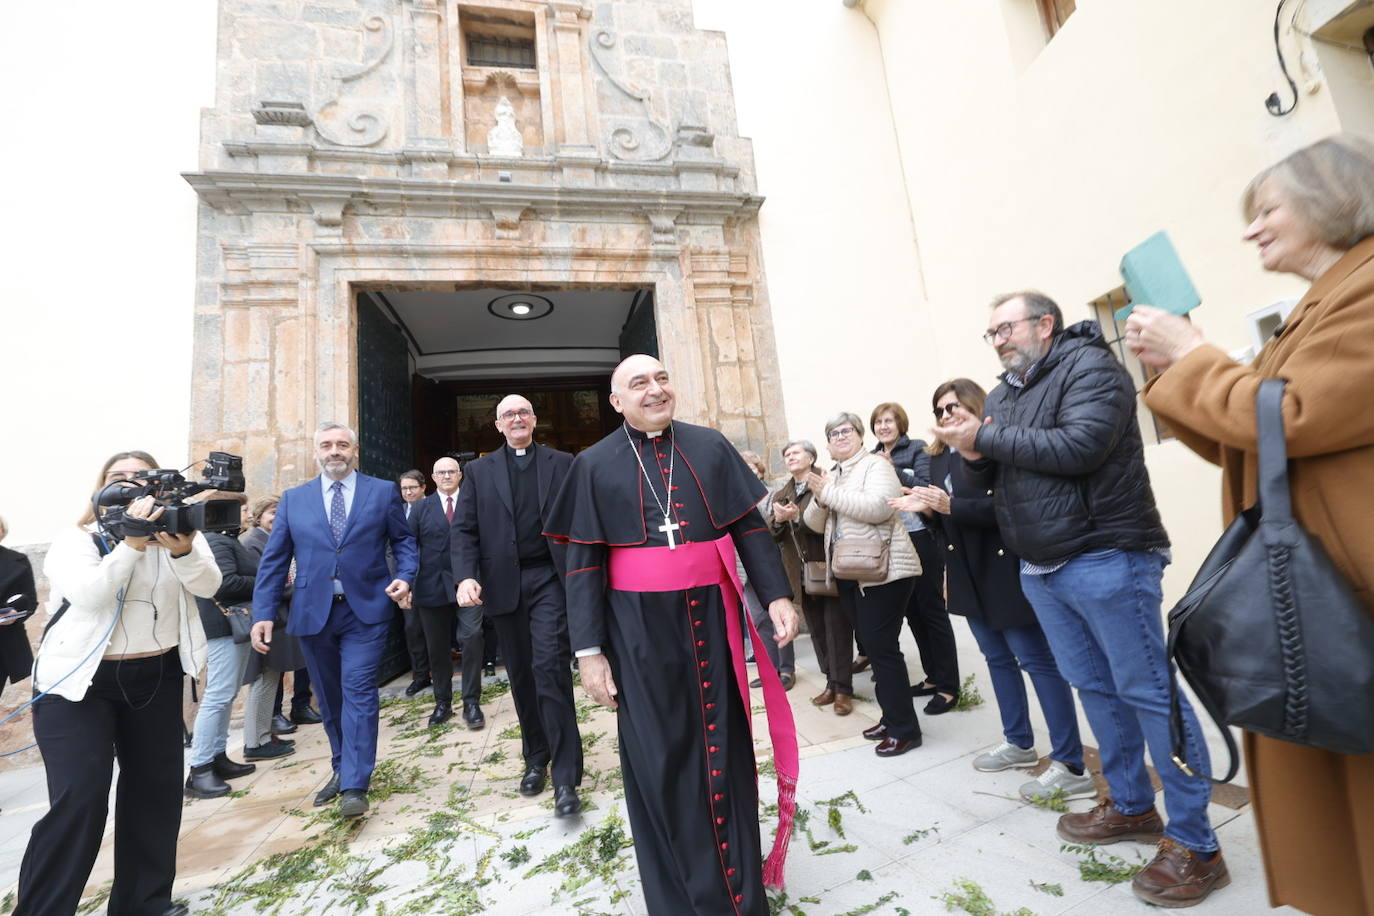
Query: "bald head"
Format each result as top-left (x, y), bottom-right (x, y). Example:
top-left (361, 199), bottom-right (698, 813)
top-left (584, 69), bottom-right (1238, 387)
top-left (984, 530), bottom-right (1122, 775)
top-left (432, 456), bottom-right (461, 495)
top-left (609, 354), bottom-right (675, 432)
top-left (495, 394), bottom-right (536, 448)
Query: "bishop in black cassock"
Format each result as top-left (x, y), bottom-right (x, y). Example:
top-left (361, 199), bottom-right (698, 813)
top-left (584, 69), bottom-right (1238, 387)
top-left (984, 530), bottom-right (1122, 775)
top-left (544, 355), bottom-right (799, 916)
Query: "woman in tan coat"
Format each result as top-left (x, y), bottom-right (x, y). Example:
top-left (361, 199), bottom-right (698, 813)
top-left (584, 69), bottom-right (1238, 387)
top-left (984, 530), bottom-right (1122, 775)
top-left (804, 411), bottom-right (923, 757)
top-left (1128, 133), bottom-right (1374, 915)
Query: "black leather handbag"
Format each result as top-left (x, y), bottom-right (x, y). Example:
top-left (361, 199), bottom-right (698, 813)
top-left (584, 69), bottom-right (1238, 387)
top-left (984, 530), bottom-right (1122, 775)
top-left (1167, 379), bottom-right (1374, 782)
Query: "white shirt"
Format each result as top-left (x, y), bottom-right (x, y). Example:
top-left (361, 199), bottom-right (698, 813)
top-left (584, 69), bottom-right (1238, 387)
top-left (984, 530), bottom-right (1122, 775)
top-left (321, 470), bottom-right (358, 520)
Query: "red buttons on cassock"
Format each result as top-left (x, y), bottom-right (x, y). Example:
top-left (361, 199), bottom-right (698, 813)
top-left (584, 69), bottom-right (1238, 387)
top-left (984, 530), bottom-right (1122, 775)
top-left (675, 502), bottom-right (683, 508)
top-left (712, 769), bottom-right (722, 776)
top-left (727, 868), bottom-right (736, 877)
top-left (706, 702), bottom-right (715, 709)
top-left (690, 600), bottom-right (700, 607)
top-left (716, 817), bottom-right (725, 825)
top-left (709, 745), bottom-right (719, 754)
top-left (696, 640), bottom-right (704, 647)
top-left (714, 793), bottom-right (724, 800)
top-left (703, 681), bottom-right (711, 688)
top-left (708, 723), bottom-right (717, 731)
top-left (693, 620), bottom-right (702, 627)
top-left (735, 894), bottom-right (743, 904)
top-left (720, 842), bottom-right (728, 850)
top-left (699, 660), bottom-right (709, 668)
top-left (671, 485), bottom-right (679, 490)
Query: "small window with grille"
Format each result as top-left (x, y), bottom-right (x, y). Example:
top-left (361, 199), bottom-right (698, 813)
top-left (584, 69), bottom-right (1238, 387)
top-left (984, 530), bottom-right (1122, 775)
top-left (466, 34), bottom-right (536, 69)
top-left (1088, 286), bottom-right (1174, 444)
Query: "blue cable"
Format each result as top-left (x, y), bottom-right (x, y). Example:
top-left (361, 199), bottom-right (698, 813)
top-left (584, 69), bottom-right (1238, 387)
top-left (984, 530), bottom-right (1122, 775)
top-left (0, 589), bottom-right (127, 757)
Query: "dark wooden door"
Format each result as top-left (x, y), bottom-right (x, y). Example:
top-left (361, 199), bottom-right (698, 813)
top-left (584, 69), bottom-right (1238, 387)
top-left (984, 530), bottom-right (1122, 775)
top-left (355, 290), bottom-right (414, 686)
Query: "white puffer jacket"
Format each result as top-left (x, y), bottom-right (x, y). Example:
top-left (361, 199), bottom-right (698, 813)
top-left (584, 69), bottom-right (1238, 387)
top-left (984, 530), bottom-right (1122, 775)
top-left (803, 450), bottom-right (921, 589)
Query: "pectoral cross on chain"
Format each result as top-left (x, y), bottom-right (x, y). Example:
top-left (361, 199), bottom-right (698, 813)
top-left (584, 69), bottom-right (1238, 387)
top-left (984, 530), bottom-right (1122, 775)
top-left (658, 513), bottom-right (680, 550)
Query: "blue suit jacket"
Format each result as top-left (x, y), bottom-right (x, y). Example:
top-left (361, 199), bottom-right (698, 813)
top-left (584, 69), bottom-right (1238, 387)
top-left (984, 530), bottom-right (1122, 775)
top-left (252, 472), bottom-right (418, 637)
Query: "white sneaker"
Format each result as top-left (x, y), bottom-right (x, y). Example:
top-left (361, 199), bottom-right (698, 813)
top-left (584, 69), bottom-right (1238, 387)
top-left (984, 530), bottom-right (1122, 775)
top-left (1019, 761), bottom-right (1097, 801)
top-left (972, 741), bottom-right (1039, 772)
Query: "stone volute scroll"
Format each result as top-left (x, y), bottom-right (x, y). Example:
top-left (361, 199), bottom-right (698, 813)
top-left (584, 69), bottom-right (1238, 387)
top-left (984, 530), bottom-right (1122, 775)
top-left (588, 28), bottom-right (673, 162)
top-left (313, 14), bottom-right (394, 148)
top-left (487, 96), bottom-right (524, 158)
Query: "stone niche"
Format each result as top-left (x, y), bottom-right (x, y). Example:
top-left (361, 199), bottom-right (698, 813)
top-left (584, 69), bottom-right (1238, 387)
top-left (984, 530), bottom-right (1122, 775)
top-left (459, 5), bottom-right (546, 156)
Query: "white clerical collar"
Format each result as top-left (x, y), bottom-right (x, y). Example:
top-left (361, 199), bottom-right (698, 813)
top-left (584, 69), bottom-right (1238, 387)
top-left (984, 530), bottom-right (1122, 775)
top-left (515, 448), bottom-right (527, 456)
top-left (645, 429), bottom-right (663, 439)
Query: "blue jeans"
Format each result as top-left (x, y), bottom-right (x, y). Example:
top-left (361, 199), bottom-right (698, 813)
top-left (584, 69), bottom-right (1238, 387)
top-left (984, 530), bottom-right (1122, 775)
top-left (189, 636), bottom-right (250, 767)
top-left (965, 616), bottom-right (1084, 769)
top-left (1019, 549), bottom-right (1218, 853)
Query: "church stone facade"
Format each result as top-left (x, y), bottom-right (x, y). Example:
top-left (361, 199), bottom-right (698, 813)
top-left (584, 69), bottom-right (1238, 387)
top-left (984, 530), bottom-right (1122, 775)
top-left (185, 0), bottom-right (786, 495)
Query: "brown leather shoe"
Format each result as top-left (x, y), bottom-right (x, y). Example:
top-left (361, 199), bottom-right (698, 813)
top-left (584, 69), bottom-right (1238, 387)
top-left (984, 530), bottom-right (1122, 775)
top-left (1056, 799), bottom-right (1164, 845)
top-left (811, 689), bottom-right (836, 707)
top-left (861, 722), bottom-right (887, 741)
top-left (1132, 838), bottom-right (1230, 908)
top-left (832, 694), bottom-right (853, 716)
top-left (874, 735), bottom-right (921, 757)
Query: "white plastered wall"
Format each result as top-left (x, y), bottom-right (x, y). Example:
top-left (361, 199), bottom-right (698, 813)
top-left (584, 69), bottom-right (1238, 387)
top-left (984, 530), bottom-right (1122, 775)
top-left (0, 3), bottom-right (218, 547)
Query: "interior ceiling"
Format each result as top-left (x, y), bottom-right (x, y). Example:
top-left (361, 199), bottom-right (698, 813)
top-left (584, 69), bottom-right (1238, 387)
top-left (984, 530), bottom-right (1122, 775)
top-left (369, 288), bottom-right (641, 381)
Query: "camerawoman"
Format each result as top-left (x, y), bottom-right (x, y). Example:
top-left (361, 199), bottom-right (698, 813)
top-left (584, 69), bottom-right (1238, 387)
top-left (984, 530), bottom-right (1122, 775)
top-left (14, 449), bottom-right (241, 916)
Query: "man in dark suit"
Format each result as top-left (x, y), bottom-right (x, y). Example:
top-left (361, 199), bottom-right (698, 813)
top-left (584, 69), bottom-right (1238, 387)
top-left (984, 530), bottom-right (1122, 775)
top-left (400, 455), bottom-right (483, 728)
top-left (251, 421), bottom-right (417, 819)
top-left (452, 395), bottom-right (583, 816)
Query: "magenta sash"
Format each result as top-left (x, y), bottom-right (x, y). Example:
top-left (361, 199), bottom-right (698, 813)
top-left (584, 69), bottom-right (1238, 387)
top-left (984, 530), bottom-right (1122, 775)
top-left (607, 535), bottom-right (798, 888)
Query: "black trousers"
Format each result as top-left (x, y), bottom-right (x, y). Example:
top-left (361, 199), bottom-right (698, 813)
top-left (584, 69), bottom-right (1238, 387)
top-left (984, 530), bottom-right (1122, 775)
top-left (801, 591), bottom-right (853, 694)
top-left (838, 577), bottom-right (921, 741)
top-left (487, 564), bottom-right (583, 786)
top-left (403, 600), bottom-right (429, 677)
top-left (905, 530), bottom-right (960, 695)
top-left (18, 650), bottom-right (185, 916)
top-left (413, 603), bottom-right (479, 706)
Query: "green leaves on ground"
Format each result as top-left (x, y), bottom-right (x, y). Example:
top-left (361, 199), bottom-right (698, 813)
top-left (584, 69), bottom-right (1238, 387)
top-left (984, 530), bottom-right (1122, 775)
top-left (1060, 842), bottom-right (1147, 883)
top-left (953, 674), bottom-right (985, 711)
top-left (936, 878), bottom-right (1036, 916)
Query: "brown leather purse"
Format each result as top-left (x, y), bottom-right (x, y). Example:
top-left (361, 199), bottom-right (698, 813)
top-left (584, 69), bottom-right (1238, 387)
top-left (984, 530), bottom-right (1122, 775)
top-left (830, 535), bottom-right (889, 583)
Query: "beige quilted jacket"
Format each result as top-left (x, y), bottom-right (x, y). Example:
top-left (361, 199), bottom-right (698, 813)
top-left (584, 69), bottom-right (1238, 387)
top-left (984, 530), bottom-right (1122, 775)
top-left (802, 449), bottom-right (921, 589)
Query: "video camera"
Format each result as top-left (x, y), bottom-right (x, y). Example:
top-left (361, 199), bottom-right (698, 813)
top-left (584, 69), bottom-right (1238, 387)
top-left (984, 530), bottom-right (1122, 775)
top-left (96, 452), bottom-right (246, 538)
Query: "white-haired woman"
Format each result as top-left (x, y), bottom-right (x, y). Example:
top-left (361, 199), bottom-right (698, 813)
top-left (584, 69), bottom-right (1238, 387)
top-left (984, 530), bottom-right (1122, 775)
top-left (804, 412), bottom-right (922, 756)
top-left (1129, 133), bottom-right (1374, 915)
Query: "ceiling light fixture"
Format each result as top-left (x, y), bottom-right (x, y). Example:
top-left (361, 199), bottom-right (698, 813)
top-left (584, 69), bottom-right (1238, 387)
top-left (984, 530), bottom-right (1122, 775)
top-left (487, 293), bottom-right (553, 321)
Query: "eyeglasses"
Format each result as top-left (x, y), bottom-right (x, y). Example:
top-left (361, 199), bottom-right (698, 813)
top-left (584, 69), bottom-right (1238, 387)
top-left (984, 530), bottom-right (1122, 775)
top-left (933, 403), bottom-right (962, 419)
top-left (498, 408), bottom-right (533, 421)
top-left (982, 316), bottom-right (1039, 345)
top-left (433, 470), bottom-right (459, 477)
top-left (827, 426), bottom-right (857, 441)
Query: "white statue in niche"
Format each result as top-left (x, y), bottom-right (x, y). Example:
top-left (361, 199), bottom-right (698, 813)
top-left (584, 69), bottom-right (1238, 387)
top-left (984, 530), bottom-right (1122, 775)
top-left (487, 96), bottom-right (523, 158)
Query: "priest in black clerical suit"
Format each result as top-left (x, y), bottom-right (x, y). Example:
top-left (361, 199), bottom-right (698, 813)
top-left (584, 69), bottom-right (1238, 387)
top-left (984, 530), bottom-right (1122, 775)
top-left (452, 394), bottom-right (583, 816)
top-left (545, 355), bottom-right (800, 916)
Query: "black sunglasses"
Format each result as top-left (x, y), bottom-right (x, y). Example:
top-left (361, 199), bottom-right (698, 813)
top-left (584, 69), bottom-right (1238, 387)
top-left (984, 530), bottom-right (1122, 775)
top-left (933, 403), bottom-right (963, 419)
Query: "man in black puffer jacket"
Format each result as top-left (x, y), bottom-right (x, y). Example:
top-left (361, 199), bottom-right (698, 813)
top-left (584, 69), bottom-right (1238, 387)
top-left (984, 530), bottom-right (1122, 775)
top-left (941, 291), bottom-right (1228, 909)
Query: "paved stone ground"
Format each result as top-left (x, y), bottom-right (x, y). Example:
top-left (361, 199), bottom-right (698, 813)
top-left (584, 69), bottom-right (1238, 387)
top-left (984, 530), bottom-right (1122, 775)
top-left (0, 622), bottom-right (1297, 916)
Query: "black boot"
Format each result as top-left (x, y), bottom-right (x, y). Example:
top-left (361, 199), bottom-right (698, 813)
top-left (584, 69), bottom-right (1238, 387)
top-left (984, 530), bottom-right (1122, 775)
top-left (213, 752), bottom-right (257, 780)
top-left (185, 763), bottom-right (231, 799)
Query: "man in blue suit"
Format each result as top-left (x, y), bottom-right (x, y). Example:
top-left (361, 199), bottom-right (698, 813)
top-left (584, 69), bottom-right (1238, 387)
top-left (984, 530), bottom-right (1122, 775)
top-left (251, 421), bottom-right (417, 818)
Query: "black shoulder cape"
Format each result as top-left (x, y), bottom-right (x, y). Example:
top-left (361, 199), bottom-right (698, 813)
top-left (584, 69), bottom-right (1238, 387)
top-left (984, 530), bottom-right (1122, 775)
top-left (544, 421), bottom-right (765, 546)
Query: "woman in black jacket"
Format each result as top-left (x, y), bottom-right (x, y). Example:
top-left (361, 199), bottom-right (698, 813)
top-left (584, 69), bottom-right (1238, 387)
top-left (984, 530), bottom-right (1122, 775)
top-left (0, 516), bottom-right (36, 687)
top-left (871, 402), bottom-right (959, 713)
top-left (891, 379), bottom-right (1092, 801)
top-left (185, 518), bottom-right (262, 799)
